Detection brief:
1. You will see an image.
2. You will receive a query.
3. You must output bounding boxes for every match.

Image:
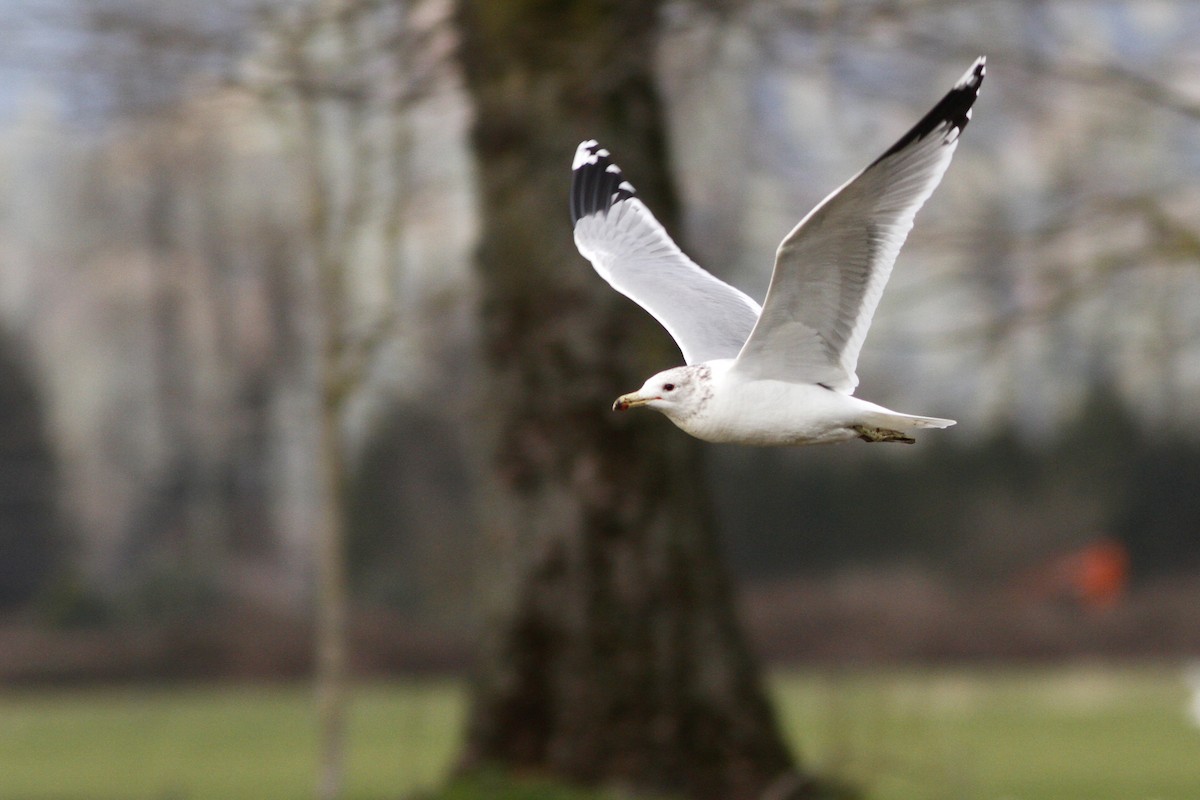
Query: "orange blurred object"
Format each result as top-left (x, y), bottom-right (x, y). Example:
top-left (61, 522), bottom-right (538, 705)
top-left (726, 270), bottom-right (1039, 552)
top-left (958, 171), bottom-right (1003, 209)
top-left (1068, 539), bottom-right (1130, 609)
top-left (1013, 538), bottom-right (1130, 610)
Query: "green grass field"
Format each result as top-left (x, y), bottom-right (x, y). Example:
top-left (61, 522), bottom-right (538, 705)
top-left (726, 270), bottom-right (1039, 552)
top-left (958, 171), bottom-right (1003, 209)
top-left (772, 665), bottom-right (1200, 800)
top-left (1, 665), bottom-right (1196, 800)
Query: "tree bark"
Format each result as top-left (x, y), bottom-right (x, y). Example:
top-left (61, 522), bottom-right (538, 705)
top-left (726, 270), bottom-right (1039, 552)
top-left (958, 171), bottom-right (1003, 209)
top-left (454, 3), bottom-right (813, 798)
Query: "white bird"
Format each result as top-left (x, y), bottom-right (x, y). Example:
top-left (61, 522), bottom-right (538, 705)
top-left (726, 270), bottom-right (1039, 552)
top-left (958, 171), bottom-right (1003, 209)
top-left (571, 57), bottom-right (985, 446)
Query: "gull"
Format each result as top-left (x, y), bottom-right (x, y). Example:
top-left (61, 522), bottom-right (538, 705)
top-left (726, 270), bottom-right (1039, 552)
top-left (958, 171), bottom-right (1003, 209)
top-left (571, 57), bottom-right (985, 446)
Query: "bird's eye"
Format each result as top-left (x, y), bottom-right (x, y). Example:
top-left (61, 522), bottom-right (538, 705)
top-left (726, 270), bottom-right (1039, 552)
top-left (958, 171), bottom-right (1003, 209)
top-left (663, 383), bottom-right (675, 392)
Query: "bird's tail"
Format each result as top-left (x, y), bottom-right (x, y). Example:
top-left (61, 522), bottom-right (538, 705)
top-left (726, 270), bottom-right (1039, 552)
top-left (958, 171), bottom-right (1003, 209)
top-left (872, 411), bottom-right (956, 430)
top-left (902, 412), bottom-right (955, 431)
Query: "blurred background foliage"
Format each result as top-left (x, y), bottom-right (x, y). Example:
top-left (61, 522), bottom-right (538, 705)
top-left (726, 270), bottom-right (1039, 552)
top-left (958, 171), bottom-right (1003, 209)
top-left (3, 0), bottom-right (1200, 797)
top-left (0, 0), bottom-right (1198, 748)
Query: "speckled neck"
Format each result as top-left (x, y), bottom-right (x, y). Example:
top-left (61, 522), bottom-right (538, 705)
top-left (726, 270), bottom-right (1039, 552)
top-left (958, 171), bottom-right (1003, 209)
top-left (671, 364), bottom-right (714, 424)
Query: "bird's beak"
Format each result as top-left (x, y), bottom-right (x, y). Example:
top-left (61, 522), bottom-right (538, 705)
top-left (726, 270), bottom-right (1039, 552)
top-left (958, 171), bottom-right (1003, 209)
top-left (613, 391), bottom-right (657, 412)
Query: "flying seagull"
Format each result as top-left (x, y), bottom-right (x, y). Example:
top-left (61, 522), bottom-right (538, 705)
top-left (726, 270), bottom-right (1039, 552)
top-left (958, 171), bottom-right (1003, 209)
top-left (571, 56), bottom-right (985, 446)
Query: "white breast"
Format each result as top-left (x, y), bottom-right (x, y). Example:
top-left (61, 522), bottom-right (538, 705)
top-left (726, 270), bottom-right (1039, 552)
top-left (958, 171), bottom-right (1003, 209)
top-left (671, 363), bottom-right (866, 446)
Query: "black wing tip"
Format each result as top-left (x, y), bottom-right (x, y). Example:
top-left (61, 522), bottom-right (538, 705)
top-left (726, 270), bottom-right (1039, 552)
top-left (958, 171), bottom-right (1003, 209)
top-left (872, 55), bottom-right (986, 166)
top-left (957, 55), bottom-right (987, 89)
top-left (570, 140), bottom-right (638, 225)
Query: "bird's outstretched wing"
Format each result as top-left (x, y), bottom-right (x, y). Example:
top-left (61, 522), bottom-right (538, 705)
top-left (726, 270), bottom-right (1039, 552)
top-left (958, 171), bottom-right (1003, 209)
top-left (571, 140), bottom-right (761, 365)
top-left (734, 56), bottom-right (986, 392)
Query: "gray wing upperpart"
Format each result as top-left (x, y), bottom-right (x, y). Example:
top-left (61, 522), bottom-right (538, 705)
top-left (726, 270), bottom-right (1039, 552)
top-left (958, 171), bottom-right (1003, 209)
top-left (733, 57), bottom-right (986, 392)
top-left (571, 140), bottom-right (762, 366)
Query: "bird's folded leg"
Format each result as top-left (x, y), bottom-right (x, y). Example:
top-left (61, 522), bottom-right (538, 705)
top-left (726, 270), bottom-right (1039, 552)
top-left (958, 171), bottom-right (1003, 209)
top-left (852, 425), bottom-right (916, 444)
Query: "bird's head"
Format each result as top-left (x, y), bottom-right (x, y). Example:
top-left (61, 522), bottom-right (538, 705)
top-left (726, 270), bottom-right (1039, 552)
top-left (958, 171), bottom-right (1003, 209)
top-left (613, 365), bottom-right (710, 420)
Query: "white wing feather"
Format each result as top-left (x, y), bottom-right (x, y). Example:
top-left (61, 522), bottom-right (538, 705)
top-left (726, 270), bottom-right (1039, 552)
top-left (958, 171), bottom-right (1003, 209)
top-left (571, 140), bottom-right (761, 366)
top-left (734, 57), bottom-right (986, 392)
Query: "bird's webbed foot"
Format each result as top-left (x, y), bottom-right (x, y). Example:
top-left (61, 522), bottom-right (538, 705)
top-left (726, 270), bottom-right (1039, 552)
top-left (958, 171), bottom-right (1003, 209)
top-left (852, 425), bottom-right (916, 444)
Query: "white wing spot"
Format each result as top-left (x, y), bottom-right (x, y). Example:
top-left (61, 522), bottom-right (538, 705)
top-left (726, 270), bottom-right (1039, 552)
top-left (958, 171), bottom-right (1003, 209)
top-left (955, 56), bottom-right (986, 89)
top-left (606, 164), bottom-right (621, 173)
top-left (618, 180), bottom-right (635, 192)
top-left (572, 140), bottom-right (600, 170)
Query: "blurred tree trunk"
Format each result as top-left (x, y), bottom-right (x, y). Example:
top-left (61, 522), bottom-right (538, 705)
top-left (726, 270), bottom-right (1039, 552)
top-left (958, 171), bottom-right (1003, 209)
top-left (455, 3), bottom-right (814, 798)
